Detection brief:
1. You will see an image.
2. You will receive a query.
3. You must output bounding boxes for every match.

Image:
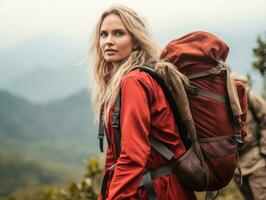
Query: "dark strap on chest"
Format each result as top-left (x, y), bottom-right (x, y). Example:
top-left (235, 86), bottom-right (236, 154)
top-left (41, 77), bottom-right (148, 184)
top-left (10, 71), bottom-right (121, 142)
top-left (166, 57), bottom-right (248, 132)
top-left (98, 66), bottom-right (191, 153)
top-left (98, 110), bottom-right (105, 153)
top-left (111, 66), bottom-right (191, 160)
top-left (100, 66), bottom-right (190, 200)
top-left (136, 66), bottom-right (191, 149)
top-left (97, 94), bottom-right (122, 159)
top-left (113, 92), bottom-right (122, 159)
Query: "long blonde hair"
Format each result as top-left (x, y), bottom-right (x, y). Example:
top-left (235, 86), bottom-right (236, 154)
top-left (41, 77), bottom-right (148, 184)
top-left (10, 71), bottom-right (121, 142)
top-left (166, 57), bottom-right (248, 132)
top-left (89, 4), bottom-right (188, 123)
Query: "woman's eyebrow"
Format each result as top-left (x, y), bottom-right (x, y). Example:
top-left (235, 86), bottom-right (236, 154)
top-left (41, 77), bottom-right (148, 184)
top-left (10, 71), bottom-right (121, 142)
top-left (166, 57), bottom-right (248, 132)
top-left (112, 28), bottom-right (125, 31)
top-left (100, 28), bottom-right (126, 34)
top-left (99, 30), bottom-right (107, 35)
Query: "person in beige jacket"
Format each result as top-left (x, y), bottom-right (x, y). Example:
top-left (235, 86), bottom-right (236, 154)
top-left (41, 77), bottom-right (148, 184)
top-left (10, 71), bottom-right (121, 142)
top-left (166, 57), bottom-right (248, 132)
top-left (232, 73), bottom-right (266, 200)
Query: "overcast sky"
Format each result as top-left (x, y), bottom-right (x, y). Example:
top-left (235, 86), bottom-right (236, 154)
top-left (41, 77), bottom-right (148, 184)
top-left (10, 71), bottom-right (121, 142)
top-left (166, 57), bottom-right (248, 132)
top-left (1, 0), bottom-right (266, 91)
top-left (1, 0), bottom-right (266, 48)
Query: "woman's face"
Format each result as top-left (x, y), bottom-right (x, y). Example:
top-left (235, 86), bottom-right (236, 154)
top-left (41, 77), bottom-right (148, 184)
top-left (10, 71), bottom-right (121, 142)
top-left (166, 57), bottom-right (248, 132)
top-left (99, 14), bottom-right (136, 65)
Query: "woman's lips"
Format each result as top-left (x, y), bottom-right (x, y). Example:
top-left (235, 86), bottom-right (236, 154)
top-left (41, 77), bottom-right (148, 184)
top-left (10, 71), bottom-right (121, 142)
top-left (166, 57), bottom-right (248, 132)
top-left (105, 49), bottom-right (117, 55)
top-left (105, 48), bottom-right (117, 52)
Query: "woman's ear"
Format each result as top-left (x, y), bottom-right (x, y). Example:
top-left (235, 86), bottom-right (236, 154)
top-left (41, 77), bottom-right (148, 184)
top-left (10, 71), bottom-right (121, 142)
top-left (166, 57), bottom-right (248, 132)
top-left (133, 40), bottom-right (139, 50)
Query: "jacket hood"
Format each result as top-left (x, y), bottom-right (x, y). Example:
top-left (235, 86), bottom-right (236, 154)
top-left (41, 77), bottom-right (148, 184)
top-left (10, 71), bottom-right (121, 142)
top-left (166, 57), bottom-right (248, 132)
top-left (161, 31), bottom-right (229, 70)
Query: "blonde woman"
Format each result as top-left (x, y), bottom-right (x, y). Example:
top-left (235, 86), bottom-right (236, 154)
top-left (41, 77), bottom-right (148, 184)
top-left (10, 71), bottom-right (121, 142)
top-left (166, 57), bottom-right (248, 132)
top-left (90, 4), bottom-right (196, 200)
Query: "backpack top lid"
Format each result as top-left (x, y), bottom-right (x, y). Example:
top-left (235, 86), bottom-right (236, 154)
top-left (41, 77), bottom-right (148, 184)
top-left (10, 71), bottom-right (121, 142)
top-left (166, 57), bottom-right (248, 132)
top-left (161, 31), bottom-right (229, 72)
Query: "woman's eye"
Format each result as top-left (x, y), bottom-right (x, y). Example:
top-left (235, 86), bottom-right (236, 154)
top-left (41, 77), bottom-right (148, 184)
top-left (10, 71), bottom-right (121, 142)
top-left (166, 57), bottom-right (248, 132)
top-left (100, 32), bottom-right (107, 38)
top-left (115, 31), bottom-right (124, 37)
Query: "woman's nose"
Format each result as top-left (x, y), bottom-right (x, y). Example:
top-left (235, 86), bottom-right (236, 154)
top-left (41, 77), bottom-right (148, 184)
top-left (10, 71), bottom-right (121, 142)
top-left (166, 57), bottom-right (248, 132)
top-left (106, 35), bottom-right (114, 45)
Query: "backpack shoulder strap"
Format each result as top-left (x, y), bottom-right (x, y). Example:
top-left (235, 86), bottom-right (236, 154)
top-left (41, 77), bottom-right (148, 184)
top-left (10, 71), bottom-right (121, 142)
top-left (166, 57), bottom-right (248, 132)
top-left (112, 91), bottom-right (121, 160)
top-left (111, 66), bottom-right (191, 159)
top-left (98, 110), bottom-right (105, 153)
top-left (135, 66), bottom-right (191, 149)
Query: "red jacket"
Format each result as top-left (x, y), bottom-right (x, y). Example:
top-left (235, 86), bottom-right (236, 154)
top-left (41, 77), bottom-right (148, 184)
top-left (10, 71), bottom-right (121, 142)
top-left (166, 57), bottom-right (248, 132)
top-left (101, 69), bottom-right (196, 200)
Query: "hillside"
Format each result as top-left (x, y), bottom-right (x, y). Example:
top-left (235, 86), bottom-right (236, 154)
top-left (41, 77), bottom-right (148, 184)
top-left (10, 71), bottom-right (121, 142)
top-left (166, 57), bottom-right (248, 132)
top-left (0, 89), bottom-right (97, 142)
top-left (4, 66), bottom-right (87, 103)
top-left (0, 34), bottom-right (84, 88)
top-left (0, 152), bottom-right (72, 197)
top-left (0, 89), bottom-right (100, 197)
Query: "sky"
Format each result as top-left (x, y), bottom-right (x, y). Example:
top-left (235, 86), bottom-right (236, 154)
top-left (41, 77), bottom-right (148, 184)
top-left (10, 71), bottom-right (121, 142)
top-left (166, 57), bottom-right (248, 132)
top-left (1, 0), bottom-right (266, 48)
top-left (0, 0), bottom-right (266, 91)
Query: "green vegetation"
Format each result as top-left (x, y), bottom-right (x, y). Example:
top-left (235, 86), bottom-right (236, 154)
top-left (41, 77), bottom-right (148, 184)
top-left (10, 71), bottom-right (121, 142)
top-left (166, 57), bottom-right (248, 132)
top-left (0, 152), bottom-right (72, 197)
top-left (1, 156), bottom-right (243, 200)
top-left (0, 133), bottom-right (96, 169)
top-left (1, 157), bottom-right (103, 200)
top-left (253, 32), bottom-right (266, 75)
top-left (0, 89), bottom-right (96, 141)
top-left (253, 32), bottom-right (266, 97)
top-left (196, 181), bottom-right (244, 200)
top-left (0, 89), bottom-right (99, 198)
top-left (0, 89), bottom-right (98, 167)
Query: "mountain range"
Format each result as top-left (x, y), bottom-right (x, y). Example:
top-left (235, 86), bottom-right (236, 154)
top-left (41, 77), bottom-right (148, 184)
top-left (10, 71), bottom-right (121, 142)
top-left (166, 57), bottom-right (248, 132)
top-left (0, 89), bottom-right (99, 197)
top-left (0, 34), bottom-right (88, 103)
top-left (0, 89), bottom-right (99, 164)
top-left (0, 30), bottom-right (265, 104)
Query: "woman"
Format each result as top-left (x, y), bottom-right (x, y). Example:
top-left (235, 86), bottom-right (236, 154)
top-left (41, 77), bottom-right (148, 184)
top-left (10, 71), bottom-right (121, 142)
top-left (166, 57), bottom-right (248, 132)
top-left (89, 4), bottom-right (196, 200)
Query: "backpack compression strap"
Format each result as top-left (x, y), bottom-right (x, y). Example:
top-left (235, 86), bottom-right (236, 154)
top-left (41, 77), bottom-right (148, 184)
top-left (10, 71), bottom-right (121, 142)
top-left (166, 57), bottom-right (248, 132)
top-left (184, 65), bottom-right (227, 105)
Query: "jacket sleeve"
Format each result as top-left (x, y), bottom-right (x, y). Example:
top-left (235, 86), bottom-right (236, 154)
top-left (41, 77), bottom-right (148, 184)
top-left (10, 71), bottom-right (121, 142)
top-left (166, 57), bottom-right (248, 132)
top-left (107, 77), bottom-right (153, 199)
top-left (249, 90), bottom-right (266, 156)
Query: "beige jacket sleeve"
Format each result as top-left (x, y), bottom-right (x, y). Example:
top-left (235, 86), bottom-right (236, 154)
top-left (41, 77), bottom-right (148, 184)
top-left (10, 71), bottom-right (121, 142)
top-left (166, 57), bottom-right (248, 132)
top-left (249, 90), bottom-right (266, 155)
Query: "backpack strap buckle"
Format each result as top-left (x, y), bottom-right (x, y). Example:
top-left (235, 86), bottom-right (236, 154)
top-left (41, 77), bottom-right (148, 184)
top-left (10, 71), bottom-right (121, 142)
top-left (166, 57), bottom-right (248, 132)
top-left (112, 111), bottom-right (120, 128)
top-left (185, 85), bottom-right (199, 96)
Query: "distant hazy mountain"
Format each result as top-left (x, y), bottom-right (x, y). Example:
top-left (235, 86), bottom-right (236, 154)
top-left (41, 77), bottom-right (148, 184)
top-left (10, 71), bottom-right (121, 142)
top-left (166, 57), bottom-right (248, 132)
top-left (1, 30), bottom-right (263, 103)
top-left (0, 89), bottom-right (96, 141)
top-left (0, 89), bottom-right (99, 170)
top-left (0, 34), bottom-right (87, 100)
top-left (4, 65), bottom-right (88, 103)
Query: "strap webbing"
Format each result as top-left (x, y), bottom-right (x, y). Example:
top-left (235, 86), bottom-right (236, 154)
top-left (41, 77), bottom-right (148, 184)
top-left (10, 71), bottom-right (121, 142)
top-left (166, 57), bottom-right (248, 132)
top-left (198, 89), bottom-right (226, 104)
top-left (101, 164), bottom-right (116, 200)
top-left (150, 163), bottom-right (175, 179)
top-left (112, 92), bottom-right (121, 160)
top-left (149, 136), bottom-right (174, 160)
top-left (108, 66), bottom-right (190, 200)
top-left (98, 110), bottom-right (105, 153)
top-left (185, 85), bottom-right (226, 104)
top-left (142, 170), bottom-right (158, 200)
top-left (198, 135), bottom-right (233, 143)
top-left (187, 67), bottom-right (222, 80)
top-left (137, 66), bottom-right (191, 150)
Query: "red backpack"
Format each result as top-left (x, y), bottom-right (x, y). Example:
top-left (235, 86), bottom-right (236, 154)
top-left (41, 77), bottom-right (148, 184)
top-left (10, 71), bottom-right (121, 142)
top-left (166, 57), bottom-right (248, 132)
top-left (157, 31), bottom-right (247, 191)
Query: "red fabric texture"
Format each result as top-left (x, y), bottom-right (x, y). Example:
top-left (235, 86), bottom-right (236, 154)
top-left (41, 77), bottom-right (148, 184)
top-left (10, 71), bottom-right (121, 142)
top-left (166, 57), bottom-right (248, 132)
top-left (161, 31), bottom-right (229, 74)
top-left (162, 31), bottom-right (241, 138)
top-left (160, 31), bottom-right (248, 190)
top-left (100, 70), bottom-right (196, 200)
